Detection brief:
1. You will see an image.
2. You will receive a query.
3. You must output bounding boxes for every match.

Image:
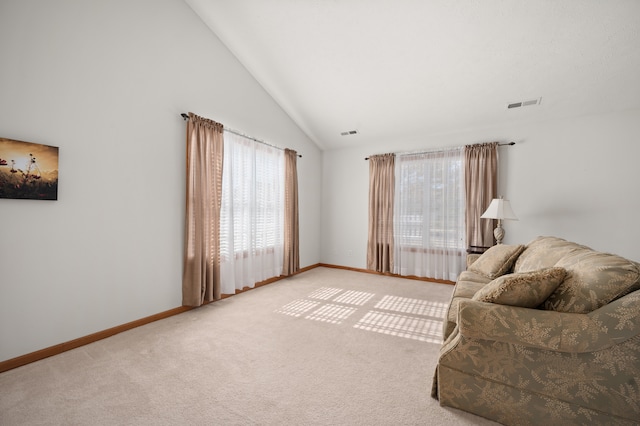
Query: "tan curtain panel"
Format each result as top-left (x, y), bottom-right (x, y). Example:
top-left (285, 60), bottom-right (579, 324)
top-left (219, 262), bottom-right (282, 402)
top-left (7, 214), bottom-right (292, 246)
top-left (282, 148), bottom-right (300, 276)
top-left (464, 142), bottom-right (498, 248)
top-left (182, 113), bottom-right (224, 307)
top-left (367, 153), bottom-right (395, 273)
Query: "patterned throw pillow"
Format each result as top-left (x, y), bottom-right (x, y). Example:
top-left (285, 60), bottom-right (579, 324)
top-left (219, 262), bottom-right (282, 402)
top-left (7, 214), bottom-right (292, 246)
top-left (513, 236), bottom-right (588, 273)
top-left (472, 267), bottom-right (567, 307)
top-left (544, 250), bottom-right (640, 313)
top-left (468, 244), bottom-right (525, 279)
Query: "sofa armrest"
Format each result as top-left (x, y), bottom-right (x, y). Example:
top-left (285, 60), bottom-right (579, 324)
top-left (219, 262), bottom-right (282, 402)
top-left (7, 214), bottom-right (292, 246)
top-left (456, 289), bottom-right (640, 353)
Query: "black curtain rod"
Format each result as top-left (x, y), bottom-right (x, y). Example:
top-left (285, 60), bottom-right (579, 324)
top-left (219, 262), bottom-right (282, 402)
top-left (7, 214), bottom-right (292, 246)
top-left (181, 113), bottom-right (301, 158)
top-left (364, 142), bottom-right (515, 160)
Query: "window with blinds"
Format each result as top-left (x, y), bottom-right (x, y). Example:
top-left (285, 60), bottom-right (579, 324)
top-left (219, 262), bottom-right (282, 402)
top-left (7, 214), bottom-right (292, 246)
top-left (394, 151), bottom-right (465, 250)
top-left (219, 131), bottom-right (284, 292)
top-left (393, 147), bottom-right (466, 280)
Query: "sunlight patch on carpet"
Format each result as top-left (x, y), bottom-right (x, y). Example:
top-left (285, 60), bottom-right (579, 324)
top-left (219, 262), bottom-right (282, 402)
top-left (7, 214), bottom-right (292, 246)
top-left (275, 287), bottom-right (445, 343)
top-left (308, 287), bottom-right (344, 300)
top-left (305, 304), bottom-right (357, 324)
top-left (354, 311), bottom-right (442, 343)
top-left (332, 290), bottom-right (375, 306)
top-left (275, 299), bottom-right (320, 317)
top-left (374, 296), bottom-right (447, 318)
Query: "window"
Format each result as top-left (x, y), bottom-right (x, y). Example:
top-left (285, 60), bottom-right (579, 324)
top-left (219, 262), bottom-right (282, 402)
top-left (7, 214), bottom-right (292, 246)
top-left (219, 132), bottom-right (284, 293)
top-left (393, 148), bottom-right (466, 281)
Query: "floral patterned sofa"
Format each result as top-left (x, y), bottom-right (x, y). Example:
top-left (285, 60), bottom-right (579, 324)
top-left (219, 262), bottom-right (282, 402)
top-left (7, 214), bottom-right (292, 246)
top-left (431, 236), bottom-right (640, 425)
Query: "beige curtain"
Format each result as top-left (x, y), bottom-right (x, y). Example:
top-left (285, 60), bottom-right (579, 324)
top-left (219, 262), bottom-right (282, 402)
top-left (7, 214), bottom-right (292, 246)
top-left (464, 142), bottom-right (498, 248)
top-left (182, 113), bottom-right (224, 307)
top-left (367, 153), bottom-right (395, 273)
top-left (282, 149), bottom-right (300, 276)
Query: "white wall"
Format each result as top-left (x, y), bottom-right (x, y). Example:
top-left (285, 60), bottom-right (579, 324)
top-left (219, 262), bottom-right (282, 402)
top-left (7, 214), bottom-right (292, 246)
top-left (0, 0), bottom-right (321, 362)
top-left (321, 109), bottom-right (640, 268)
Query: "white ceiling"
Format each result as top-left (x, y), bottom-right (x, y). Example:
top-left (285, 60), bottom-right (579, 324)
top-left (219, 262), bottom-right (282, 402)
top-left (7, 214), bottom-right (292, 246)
top-left (184, 0), bottom-right (640, 150)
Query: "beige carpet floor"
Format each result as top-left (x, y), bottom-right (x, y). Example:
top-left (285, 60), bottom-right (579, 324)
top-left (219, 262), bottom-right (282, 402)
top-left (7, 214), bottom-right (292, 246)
top-left (0, 267), bottom-right (497, 425)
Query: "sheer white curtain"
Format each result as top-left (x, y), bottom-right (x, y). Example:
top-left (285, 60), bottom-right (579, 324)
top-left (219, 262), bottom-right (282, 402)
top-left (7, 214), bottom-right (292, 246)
top-left (219, 131), bottom-right (285, 294)
top-left (393, 148), bottom-right (466, 281)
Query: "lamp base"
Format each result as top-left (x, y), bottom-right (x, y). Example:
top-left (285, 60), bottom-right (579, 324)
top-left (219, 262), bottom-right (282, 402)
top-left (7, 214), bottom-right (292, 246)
top-left (494, 219), bottom-right (505, 245)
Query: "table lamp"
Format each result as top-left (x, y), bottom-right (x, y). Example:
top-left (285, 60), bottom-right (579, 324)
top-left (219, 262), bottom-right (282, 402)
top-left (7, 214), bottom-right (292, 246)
top-left (480, 197), bottom-right (518, 245)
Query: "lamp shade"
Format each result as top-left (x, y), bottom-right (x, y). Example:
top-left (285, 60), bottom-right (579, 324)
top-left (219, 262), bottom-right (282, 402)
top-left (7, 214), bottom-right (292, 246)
top-left (480, 198), bottom-right (518, 220)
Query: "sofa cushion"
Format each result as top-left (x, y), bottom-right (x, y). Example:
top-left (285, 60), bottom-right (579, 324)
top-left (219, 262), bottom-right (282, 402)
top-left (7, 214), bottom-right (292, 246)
top-left (543, 250), bottom-right (640, 313)
top-left (513, 236), bottom-right (588, 273)
top-left (457, 270), bottom-right (493, 287)
top-left (443, 272), bottom-right (492, 339)
top-left (472, 267), bottom-right (566, 308)
top-left (468, 244), bottom-right (525, 279)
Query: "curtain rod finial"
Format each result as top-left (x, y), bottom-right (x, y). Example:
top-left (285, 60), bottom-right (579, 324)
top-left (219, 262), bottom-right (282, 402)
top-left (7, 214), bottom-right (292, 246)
top-left (181, 113), bottom-right (189, 120)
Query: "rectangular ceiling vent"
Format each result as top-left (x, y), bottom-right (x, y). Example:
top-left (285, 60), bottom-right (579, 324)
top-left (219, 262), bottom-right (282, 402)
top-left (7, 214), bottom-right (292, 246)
top-left (340, 130), bottom-right (359, 136)
top-left (508, 97), bottom-right (542, 109)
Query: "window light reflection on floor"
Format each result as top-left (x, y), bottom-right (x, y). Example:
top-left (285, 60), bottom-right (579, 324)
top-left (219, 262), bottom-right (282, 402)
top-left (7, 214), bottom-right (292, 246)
top-left (354, 311), bottom-right (442, 343)
top-left (308, 287), bottom-right (344, 300)
top-left (275, 299), bottom-right (320, 317)
top-left (274, 287), bottom-right (446, 343)
top-left (332, 290), bottom-right (375, 306)
top-left (374, 295), bottom-right (448, 318)
top-left (305, 304), bottom-right (357, 324)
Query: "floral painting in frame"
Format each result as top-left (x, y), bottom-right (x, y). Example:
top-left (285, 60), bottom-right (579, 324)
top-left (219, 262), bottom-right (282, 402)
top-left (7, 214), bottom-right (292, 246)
top-left (0, 137), bottom-right (59, 200)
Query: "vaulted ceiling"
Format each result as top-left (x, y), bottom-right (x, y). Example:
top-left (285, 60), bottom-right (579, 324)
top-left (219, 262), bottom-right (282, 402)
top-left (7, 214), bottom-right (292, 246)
top-left (184, 0), bottom-right (640, 150)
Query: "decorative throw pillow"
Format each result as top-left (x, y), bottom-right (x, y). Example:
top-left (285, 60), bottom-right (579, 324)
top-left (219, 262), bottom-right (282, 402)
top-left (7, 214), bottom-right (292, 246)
top-left (543, 250), bottom-right (640, 313)
top-left (472, 267), bottom-right (567, 307)
top-left (513, 236), bottom-right (588, 273)
top-left (468, 244), bottom-right (525, 279)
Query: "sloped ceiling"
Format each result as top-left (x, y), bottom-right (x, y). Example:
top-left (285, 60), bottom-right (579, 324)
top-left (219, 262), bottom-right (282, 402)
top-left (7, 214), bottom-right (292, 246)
top-left (184, 0), bottom-right (640, 150)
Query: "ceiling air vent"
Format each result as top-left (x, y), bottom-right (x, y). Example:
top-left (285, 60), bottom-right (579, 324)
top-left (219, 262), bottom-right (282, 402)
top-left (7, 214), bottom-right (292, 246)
top-left (340, 130), bottom-right (359, 136)
top-left (508, 97), bottom-right (542, 109)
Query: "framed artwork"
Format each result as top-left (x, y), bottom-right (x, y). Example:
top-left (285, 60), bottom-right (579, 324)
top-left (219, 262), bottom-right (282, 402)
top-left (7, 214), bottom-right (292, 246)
top-left (0, 137), bottom-right (59, 200)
